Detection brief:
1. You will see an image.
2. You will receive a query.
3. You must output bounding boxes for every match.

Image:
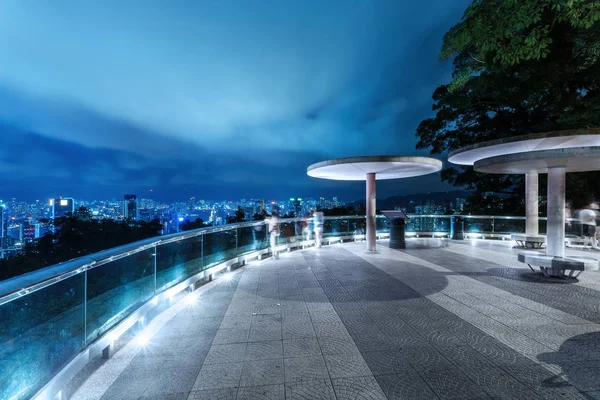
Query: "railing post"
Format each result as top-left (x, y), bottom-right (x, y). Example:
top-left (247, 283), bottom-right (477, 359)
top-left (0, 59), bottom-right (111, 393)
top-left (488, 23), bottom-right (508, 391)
top-left (84, 269), bottom-right (88, 344)
top-left (235, 226), bottom-right (239, 256)
top-left (153, 244), bottom-right (157, 293)
top-left (201, 233), bottom-right (204, 271)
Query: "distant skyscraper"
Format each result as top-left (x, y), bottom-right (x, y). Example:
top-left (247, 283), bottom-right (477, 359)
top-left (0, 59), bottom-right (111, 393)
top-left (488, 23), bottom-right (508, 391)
top-left (50, 197), bottom-right (75, 219)
top-left (7, 224), bottom-right (22, 242)
top-left (124, 194), bottom-right (138, 220)
top-left (22, 221), bottom-right (40, 242)
top-left (74, 206), bottom-right (92, 220)
top-left (0, 202), bottom-right (6, 249)
top-left (289, 198), bottom-right (302, 217)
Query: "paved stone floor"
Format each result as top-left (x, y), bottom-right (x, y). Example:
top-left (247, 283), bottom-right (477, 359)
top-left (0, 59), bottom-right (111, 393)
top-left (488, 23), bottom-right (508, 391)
top-left (72, 240), bottom-right (600, 400)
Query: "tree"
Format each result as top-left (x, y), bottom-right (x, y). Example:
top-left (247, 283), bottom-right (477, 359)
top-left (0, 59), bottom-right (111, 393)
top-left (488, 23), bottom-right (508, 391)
top-left (252, 212), bottom-right (267, 221)
top-left (0, 216), bottom-right (163, 281)
top-left (416, 0), bottom-right (600, 209)
top-left (226, 206), bottom-right (246, 224)
top-left (321, 205), bottom-right (361, 216)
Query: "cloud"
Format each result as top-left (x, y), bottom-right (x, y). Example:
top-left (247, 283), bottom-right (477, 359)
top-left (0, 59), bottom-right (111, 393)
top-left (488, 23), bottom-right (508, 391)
top-left (0, 0), bottom-right (470, 200)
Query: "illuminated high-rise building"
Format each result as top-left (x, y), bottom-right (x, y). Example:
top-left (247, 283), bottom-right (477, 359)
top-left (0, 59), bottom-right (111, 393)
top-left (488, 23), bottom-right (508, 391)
top-left (50, 197), bottom-right (75, 219)
top-left (0, 202), bottom-right (6, 248)
top-left (124, 194), bottom-right (138, 220)
top-left (22, 221), bottom-right (40, 242)
top-left (289, 198), bottom-right (303, 217)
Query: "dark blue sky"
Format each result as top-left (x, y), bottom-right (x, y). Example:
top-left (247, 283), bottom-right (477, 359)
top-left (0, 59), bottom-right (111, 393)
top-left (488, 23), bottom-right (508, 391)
top-left (0, 1), bottom-right (470, 202)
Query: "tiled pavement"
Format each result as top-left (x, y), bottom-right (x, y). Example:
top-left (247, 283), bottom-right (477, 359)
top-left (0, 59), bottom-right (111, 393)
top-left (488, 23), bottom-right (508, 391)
top-left (72, 240), bottom-right (600, 400)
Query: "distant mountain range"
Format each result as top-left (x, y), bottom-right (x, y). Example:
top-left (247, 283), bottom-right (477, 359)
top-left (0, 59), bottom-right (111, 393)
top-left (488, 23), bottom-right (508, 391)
top-left (351, 190), bottom-right (472, 210)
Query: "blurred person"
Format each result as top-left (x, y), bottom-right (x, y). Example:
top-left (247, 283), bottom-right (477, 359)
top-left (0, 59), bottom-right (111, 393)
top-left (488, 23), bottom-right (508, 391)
top-left (305, 210), bottom-right (314, 241)
top-left (313, 210), bottom-right (325, 248)
top-left (579, 203), bottom-right (598, 250)
top-left (565, 202), bottom-right (572, 229)
top-left (268, 210), bottom-right (280, 259)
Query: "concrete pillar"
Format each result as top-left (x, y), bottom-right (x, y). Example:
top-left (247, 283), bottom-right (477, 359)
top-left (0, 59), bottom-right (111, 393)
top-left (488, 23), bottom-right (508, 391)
top-left (546, 167), bottom-right (566, 258)
top-left (525, 173), bottom-right (539, 235)
top-left (366, 173), bottom-right (376, 252)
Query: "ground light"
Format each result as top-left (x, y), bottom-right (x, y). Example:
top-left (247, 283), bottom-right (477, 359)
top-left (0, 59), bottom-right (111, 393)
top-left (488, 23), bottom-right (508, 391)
top-left (135, 332), bottom-right (150, 347)
top-left (185, 292), bottom-right (198, 306)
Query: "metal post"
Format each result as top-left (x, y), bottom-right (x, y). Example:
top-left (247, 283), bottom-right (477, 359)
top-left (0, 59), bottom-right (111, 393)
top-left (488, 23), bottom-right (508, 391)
top-left (153, 245), bottom-right (157, 293)
top-left (84, 270), bottom-right (87, 343)
top-left (366, 173), bottom-right (377, 252)
top-left (235, 227), bottom-right (239, 256)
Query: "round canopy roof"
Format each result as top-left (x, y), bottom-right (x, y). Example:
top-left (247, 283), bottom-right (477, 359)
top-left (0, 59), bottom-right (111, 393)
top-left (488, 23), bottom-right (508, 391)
top-left (448, 129), bottom-right (600, 166)
top-left (475, 147), bottom-right (600, 174)
top-left (307, 156), bottom-right (442, 181)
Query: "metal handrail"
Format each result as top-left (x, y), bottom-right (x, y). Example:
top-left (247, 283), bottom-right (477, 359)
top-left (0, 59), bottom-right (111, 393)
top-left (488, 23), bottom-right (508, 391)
top-left (0, 214), bottom-right (552, 301)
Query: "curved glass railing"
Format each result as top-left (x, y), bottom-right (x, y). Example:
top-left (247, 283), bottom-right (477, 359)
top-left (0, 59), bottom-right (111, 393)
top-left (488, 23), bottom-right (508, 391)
top-left (0, 214), bottom-right (567, 400)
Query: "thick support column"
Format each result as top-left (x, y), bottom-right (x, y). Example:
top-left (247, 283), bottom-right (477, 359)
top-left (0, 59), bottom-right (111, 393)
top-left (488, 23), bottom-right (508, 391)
top-left (525, 173), bottom-right (539, 235)
top-left (547, 167), bottom-right (566, 258)
top-left (366, 173), bottom-right (377, 252)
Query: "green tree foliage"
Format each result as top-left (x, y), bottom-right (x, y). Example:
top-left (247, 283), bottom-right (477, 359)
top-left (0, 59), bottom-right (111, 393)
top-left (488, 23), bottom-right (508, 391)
top-left (252, 211), bottom-right (268, 221)
top-left (0, 217), bottom-right (162, 280)
top-left (417, 0), bottom-right (600, 211)
top-left (225, 206), bottom-right (246, 224)
top-left (321, 205), bottom-right (362, 216)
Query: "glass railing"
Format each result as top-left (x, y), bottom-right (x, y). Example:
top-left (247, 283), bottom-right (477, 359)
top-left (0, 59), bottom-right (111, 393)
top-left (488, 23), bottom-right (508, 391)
top-left (0, 214), bottom-right (565, 400)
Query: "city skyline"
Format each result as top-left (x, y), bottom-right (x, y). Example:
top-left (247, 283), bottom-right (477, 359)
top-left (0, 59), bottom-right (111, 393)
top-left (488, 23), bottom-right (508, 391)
top-left (0, 1), bottom-right (467, 201)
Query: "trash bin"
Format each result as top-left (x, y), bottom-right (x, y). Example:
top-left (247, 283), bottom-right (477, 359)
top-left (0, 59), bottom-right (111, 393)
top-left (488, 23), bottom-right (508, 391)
top-left (381, 210), bottom-right (409, 249)
top-left (389, 217), bottom-right (406, 249)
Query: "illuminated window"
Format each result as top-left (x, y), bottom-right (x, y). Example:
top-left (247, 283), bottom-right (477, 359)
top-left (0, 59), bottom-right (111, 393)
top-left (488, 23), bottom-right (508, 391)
top-left (60, 200), bottom-right (68, 206)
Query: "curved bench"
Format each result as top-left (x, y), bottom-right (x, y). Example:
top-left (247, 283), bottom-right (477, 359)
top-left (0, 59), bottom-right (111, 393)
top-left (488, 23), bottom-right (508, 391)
top-left (511, 234), bottom-right (546, 249)
top-left (518, 250), bottom-right (599, 278)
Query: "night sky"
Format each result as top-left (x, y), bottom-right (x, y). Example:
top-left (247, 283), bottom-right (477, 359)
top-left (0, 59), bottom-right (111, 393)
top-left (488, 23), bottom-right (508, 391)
top-left (0, 1), bottom-right (471, 202)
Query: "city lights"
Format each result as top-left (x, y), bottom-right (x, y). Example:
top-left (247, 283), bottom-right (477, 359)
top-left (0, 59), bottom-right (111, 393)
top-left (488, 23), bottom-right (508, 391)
top-left (0, 193), bottom-right (469, 263)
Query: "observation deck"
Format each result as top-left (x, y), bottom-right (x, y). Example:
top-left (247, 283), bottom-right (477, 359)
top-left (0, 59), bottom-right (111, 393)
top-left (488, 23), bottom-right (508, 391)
top-left (3, 216), bottom-right (600, 400)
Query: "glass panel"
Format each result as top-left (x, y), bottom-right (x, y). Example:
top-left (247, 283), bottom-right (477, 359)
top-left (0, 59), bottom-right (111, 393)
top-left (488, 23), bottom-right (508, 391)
top-left (0, 273), bottom-right (85, 400)
top-left (86, 248), bottom-right (155, 342)
top-left (406, 216), bottom-right (449, 233)
top-left (375, 216), bottom-right (389, 233)
top-left (156, 236), bottom-right (203, 292)
top-left (493, 218), bottom-right (526, 234)
top-left (432, 216), bottom-right (450, 233)
top-left (539, 219), bottom-right (547, 235)
top-left (238, 224), bottom-right (268, 255)
top-left (203, 229), bottom-right (237, 269)
top-left (279, 220), bottom-right (303, 245)
top-left (463, 217), bottom-right (493, 233)
top-left (566, 218), bottom-right (582, 237)
top-left (323, 218), bottom-right (348, 237)
top-left (348, 216), bottom-right (366, 236)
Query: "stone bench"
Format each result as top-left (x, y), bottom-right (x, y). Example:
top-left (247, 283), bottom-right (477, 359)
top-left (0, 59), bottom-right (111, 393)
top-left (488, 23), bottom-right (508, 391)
top-left (518, 250), bottom-right (599, 278)
top-left (511, 234), bottom-right (546, 249)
